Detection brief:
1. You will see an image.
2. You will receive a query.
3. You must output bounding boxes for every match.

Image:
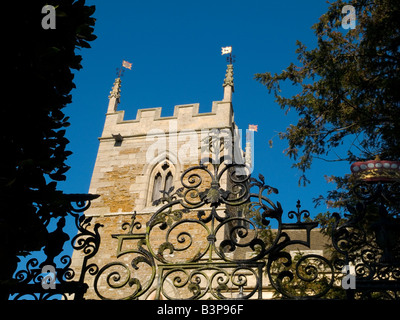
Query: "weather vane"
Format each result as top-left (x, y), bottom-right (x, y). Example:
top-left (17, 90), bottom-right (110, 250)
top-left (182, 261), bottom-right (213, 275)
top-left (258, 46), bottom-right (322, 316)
top-left (221, 46), bottom-right (235, 64)
top-left (116, 60), bottom-right (133, 77)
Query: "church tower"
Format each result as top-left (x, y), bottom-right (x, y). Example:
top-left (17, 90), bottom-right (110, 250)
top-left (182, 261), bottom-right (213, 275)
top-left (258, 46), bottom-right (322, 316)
top-left (71, 63), bottom-right (247, 299)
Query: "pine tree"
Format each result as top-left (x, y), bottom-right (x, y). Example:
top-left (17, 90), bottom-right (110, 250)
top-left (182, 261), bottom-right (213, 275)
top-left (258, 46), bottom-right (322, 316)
top-left (255, 0), bottom-right (400, 189)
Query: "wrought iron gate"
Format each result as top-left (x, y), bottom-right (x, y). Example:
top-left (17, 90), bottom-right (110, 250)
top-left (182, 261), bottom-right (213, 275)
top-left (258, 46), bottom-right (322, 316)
top-left (4, 160), bottom-right (400, 300)
top-left (91, 161), bottom-right (334, 300)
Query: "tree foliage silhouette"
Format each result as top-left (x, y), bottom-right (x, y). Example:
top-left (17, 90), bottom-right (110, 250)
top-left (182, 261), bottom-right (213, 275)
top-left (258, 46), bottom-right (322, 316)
top-left (0, 0), bottom-right (96, 298)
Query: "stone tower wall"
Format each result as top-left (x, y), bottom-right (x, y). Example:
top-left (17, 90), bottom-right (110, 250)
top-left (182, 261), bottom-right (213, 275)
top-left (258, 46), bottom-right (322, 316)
top-left (70, 83), bottom-right (243, 299)
top-left (87, 101), bottom-right (235, 216)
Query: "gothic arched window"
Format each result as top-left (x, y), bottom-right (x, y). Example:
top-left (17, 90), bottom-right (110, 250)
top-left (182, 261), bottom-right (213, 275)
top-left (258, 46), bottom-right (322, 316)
top-left (165, 172), bottom-right (173, 193)
top-left (152, 172), bottom-right (163, 202)
top-left (150, 161), bottom-right (174, 203)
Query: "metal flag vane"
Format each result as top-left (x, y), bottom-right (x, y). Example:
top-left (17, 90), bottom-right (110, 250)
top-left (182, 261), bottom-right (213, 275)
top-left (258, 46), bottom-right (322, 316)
top-left (116, 60), bottom-right (133, 78)
top-left (248, 124), bottom-right (258, 132)
top-left (247, 124), bottom-right (258, 141)
top-left (221, 46), bottom-right (235, 64)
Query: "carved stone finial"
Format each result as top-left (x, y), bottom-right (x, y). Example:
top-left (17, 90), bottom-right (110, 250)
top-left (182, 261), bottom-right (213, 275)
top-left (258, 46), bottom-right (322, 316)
top-left (222, 64), bottom-right (234, 102)
top-left (223, 64), bottom-right (234, 88)
top-left (108, 77), bottom-right (121, 101)
top-left (107, 77), bottom-right (122, 113)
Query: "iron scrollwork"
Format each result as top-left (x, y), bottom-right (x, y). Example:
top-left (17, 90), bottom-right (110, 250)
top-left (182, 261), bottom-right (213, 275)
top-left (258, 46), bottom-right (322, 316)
top-left (93, 213), bottom-right (156, 300)
top-left (92, 156), bottom-right (338, 300)
top-left (7, 144), bottom-right (400, 300)
top-left (17, 158), bottom-right (394, 300)
top-left (332, 180), bottom-right (400, 299)
top-left (7, 193), bottom-right (102, 300)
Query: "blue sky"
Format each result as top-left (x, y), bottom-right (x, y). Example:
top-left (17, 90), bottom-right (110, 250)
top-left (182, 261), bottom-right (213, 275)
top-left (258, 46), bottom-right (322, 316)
top-left (60, 0), bottom-right (351, 221)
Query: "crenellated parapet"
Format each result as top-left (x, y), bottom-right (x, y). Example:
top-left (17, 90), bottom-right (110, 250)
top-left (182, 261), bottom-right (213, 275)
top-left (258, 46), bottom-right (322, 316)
top-left (101, 101), bottom-right (234, 140)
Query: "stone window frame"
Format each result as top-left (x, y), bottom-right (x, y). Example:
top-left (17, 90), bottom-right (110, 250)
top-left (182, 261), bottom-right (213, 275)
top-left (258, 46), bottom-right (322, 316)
top-left (147, 160), bottom-right (176, 205)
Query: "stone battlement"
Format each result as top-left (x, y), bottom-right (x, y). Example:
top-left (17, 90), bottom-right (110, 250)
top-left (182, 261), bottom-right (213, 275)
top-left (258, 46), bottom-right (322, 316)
top-left (101, 100), bottom-right (234, 139)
